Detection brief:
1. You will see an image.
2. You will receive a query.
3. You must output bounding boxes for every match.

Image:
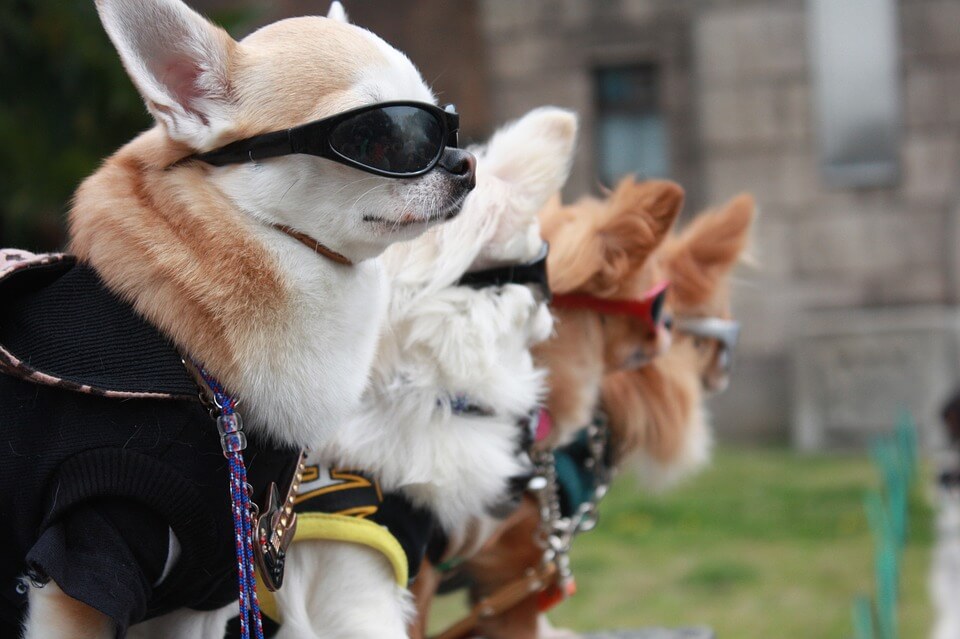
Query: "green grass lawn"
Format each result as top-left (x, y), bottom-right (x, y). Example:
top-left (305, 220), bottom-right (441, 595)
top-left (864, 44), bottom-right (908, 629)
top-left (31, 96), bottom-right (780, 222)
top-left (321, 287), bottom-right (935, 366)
top-left (429, 448), bottom-right (934, 638)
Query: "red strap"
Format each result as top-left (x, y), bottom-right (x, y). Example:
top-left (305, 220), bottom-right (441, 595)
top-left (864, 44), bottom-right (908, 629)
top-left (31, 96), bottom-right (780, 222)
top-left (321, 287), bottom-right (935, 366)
top-left (551, 280), bottom-right (669, 327)
top-left (536, 578), bottom-right (577, 612)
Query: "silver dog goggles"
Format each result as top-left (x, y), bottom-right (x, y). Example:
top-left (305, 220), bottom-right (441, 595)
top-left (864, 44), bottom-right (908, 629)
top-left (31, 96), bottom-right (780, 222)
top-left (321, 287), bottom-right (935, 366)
top-left (673, 317), bottom-right (741, 374)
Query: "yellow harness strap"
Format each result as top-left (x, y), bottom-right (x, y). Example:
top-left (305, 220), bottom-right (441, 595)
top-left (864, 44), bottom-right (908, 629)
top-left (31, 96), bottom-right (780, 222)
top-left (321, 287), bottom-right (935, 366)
top-left (256, 512), bottom-right (409, 623)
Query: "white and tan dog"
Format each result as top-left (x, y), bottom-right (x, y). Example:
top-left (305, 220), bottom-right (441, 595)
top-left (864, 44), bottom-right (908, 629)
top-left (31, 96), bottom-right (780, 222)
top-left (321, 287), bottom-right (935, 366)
top-left (270, 107), bottom-right (578, 639)
top-left (14, 1), bottom-right (473, 638)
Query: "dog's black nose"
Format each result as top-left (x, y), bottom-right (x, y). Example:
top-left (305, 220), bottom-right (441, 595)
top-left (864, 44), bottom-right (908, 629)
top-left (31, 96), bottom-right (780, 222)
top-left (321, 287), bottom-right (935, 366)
top-left (438, 148), bottom-right (477, 190)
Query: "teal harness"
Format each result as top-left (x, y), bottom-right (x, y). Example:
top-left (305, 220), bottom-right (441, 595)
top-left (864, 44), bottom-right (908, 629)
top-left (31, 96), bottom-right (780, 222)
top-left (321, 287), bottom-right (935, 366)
top-left (553, 415), bottom-right (613, 518)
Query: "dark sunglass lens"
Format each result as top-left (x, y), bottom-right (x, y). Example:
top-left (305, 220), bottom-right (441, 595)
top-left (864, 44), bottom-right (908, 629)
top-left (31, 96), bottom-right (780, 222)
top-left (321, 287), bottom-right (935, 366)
top-left (650, 289), bottom-right (668, 325)
top-left (329, 106), bottom-right (443, 174)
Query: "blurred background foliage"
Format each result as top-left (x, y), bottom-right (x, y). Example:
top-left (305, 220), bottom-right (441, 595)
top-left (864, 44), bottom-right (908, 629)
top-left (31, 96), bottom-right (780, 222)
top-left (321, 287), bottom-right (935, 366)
top-left (0, 0), bottom-right (259, 251)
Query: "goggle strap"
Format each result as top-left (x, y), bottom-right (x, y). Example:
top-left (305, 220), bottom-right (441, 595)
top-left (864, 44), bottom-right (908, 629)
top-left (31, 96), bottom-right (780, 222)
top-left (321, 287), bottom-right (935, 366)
top-left (457, 244), bottom-right (550, 294)
top-left (196, 129), bottom-right (294, 167)
top-left (551, 281), bottom-right (670, 325)
top-left (674, 317), bottom-right (741, 348)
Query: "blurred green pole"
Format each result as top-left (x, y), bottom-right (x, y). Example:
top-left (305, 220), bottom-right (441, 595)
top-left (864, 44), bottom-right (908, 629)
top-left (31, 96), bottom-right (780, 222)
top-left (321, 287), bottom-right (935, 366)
top-left (852, 595), bottom-right (876, 639)
top-left (853, 413), bottom-right (918, 639)
top-left (876, 540), bottom-right (898, 639)
top-left (865, 489), bottom-right (898, 639)
top-left (871, 439), bottom-right (908, 548)
top-left (895, 409), bottom-right (917, 483)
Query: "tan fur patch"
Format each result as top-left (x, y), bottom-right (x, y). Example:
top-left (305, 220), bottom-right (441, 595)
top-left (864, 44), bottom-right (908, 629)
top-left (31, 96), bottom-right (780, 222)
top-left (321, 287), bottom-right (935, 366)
top-left (541, 177), bottom-right (682, 297)
top-left (69, 131), bottom-right (287, 387)
top-left (231, 18), bottom-right (390, 136)
top-left (603, 340), bottom-right (701, 463)
top-left (24, 581), bottom-right (114, 639)
top-left (535, 310), bottom-right (606, 443)
top-left (663, 192), bottom-right (755, 314)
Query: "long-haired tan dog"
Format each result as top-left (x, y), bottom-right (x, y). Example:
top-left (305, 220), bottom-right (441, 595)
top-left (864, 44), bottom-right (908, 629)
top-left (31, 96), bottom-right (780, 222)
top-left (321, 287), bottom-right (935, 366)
top-left (603, 193), bottom-right (756, 487)
top-left (536, 178), bottom-right (683, 445)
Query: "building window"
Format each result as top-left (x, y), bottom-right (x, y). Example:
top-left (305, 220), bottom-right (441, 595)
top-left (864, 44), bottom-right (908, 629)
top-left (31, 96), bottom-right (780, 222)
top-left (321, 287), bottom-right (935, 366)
top-left (809, 0), bottom-right (901, 187)
top-left (594, 65), bottom-right (669, 185)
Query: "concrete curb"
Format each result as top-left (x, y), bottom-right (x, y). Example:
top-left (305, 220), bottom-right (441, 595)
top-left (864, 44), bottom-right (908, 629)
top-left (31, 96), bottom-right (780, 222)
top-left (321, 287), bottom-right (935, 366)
top-left (583, 628), bottom-right (715, 639)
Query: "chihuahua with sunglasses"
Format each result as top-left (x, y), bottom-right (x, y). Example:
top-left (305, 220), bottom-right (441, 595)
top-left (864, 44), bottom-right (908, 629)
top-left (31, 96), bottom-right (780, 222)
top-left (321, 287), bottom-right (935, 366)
top-left (2, 1), bottom-right (473, 638)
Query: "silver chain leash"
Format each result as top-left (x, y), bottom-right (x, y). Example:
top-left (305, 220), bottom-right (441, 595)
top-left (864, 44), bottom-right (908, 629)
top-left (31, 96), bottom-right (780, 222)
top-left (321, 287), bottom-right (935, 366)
top-left (527, 409), bottom-right (613, 596)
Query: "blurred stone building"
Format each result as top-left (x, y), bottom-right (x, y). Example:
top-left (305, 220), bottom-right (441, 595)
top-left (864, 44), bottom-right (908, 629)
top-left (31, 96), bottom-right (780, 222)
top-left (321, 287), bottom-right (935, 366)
top-left (210, 0), bottom-right (960, 449)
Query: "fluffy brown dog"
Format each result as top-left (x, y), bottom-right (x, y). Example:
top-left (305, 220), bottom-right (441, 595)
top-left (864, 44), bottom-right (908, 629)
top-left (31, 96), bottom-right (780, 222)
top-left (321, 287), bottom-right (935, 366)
top-left (409, 178), bottom-right (685, 639)
top-left (603, 193), bottom-right (756, 487)
top-left (536, 178), bottom-right (682, 445)
top-left (420, 192), bottom-right (755, 639)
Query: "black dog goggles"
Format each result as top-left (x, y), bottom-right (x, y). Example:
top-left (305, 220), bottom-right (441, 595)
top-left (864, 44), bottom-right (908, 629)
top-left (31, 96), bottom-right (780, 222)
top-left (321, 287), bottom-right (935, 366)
top-left (457, 243), bottom-right (551, 301)
top-left (193, 101), bottom-right (460, 177)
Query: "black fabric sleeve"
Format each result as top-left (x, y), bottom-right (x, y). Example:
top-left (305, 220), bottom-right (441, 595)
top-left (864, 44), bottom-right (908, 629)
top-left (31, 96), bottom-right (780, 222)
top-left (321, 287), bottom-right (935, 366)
top-left (25, 499), bottom-right (169, 638)
top-left (374, 495), bottom-right (435, 583)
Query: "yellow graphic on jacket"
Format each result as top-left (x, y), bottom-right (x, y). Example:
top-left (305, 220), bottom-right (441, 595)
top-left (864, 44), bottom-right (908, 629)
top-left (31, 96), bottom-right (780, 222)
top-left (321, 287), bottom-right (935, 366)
top-left (294, 465), bottom-right (384, 518)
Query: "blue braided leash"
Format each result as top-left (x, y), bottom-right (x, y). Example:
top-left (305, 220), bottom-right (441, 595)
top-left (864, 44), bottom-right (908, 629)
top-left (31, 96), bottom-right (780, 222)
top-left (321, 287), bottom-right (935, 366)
top-left (194, 364), bottom-right (265, 639)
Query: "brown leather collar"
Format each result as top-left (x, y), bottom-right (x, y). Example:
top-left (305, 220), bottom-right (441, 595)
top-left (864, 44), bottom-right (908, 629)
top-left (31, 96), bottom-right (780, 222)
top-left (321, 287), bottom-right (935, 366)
top-left (272, 224), bottom-right (354, 266)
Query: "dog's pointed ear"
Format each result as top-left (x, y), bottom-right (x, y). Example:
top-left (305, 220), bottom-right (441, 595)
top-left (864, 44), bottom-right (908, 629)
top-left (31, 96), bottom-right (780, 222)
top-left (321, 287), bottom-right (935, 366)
top-left (579, 178), bottom-right (683, 296)
top-left (467, 108), bottom-right (577, 267)
top-left (604, 177), bottom-right (684, 255)
top-left (480, 107), bottom-right (578, 215)
top-left (96, 0), bottom-right (237, 149)
top-left (327, 2), bottom-right (350, 23)
top-left (666, 192), bottom-right (756, 306)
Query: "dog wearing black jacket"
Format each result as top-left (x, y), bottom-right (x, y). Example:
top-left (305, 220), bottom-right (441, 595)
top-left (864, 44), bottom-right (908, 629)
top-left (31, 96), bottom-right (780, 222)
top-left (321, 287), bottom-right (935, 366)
top-left (1, 0), bottom-right (473, 636)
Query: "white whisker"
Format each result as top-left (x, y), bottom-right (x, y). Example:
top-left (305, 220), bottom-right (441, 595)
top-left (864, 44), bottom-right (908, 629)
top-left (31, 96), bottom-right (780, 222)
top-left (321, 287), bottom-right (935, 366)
top-left (333, 175), bottom-right (382, 197)
top-left (353, 183), bottom-right (389, 209)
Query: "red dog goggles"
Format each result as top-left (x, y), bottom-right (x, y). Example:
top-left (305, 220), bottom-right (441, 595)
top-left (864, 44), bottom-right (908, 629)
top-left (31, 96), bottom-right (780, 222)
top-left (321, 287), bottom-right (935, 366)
top-left (551, 280), bottom-right (670, 330)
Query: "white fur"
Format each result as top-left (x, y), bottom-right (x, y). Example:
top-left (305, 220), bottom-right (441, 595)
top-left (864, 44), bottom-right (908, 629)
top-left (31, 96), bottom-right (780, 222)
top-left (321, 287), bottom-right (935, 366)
top-left (96, 0), bottom-right (235, 148)
top-left (22, 582), bottom-right (115, 639)
top-left (932, 484), bottom-right (960, 639)
top-left (127, 603), bottom-right (236, 639)
top-left (230, 245), bottom-right (390, 448)
top-left (281, 108), bottom-right (578, 637)
top-left (209, 35), bottom-right (454, 265)
top-left (327, 1), bottom-right (349, 23)
top-left (274, 542), bottom-right (412, 639)
top-left (28, 1), bottom-right (469, 637)
top-left (328, 107), bottom-right (577, 528)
